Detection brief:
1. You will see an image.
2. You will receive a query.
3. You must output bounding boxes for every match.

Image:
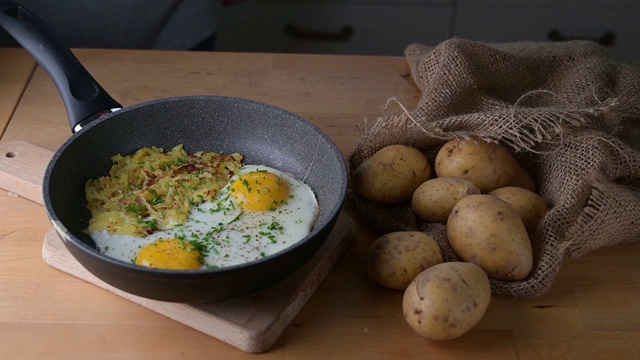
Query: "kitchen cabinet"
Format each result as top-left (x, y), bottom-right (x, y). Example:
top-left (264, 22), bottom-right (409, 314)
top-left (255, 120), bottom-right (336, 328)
top-left (217, 0), bottom-right (640, 62)
top-left (454, 1), bottom-right (640, 62)
top-left (217, 0), bottom-right (454, 56)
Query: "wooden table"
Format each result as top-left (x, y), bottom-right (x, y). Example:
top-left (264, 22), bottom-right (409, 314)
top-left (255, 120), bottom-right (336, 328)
top-left (1, 47), bottom-right (639, 359)
top-left (0, 48), bottom-right (34, 134)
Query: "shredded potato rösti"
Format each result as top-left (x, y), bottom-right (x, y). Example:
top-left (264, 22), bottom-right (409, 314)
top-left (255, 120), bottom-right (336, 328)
top-left (85, 144), bottom-right (243, 237)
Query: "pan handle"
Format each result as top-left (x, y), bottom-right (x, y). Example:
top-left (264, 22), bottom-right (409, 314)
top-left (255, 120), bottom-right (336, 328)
top-left (0, 1), bottom-right (122, 133)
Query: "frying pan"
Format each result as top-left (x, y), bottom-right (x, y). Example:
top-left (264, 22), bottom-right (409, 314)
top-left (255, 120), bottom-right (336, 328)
top-left (0, 1), bottom-right (347, 303)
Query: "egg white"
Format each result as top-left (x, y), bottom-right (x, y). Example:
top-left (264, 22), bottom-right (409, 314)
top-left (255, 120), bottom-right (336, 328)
top-left (90, 165), bottom-right (319, 268)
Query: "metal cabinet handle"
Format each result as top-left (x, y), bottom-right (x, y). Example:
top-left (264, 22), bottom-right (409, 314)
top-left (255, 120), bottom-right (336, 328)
top-left (284, 23), bottom-right (354, 41)
top-left (547, 29), bottom-right (616, 47)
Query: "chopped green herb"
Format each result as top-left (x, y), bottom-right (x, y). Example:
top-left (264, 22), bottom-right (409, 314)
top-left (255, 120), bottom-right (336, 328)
top-left (228, 212), bottom-right (243, 224)
top-left (268, 221), bottom-right (284, 233)
top-left (140, 218), bottom-right (158, 231)
top-left (125, 203), bottom-right (146, 214)
top-left (241, 178), bottom-right (252, 193)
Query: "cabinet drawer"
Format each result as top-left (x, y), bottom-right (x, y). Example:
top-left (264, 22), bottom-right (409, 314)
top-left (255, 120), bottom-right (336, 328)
top-left (454, 5), bottom-right (640, 61)
top-left (217, 1), bottom-right (454, 56)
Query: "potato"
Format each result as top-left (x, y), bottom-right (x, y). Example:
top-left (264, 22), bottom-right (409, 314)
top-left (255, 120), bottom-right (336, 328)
top-left (447, 194), bottom-right (533, 280)
top-left (411, 177), bottom-right (481, 223)
top-left (365, 231), bottom-right (443, 290)
top-left (402, 262), bottom-right (491, 341)
top-left (510, 164), bottom-right (536, 192)
top-left (353, 144), bottom-right (431, 205)
top-left (434, 137), bottom-right (534, 193)
top-left (489, 186), bottom-right (548, 233)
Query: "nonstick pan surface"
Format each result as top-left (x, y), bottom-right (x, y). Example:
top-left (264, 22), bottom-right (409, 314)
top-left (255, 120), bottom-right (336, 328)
top-left (1, 1), bottom-right (348, 303)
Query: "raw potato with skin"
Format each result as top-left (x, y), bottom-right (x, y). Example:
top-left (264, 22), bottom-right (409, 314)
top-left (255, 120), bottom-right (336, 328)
top-left (489, 186), bottom-right (548, 233)
top-left (447, 194), bottom-right (533, 280)
top-left (353, 144), bottom-right (431, 205)
top-left (365, 231), bottom-right (443, 290)
top-left (411, 177), bottom-right (481, 223)
top-left (435, 137), bottom-right (535, 193)
top-left (402, 262), bottom-right (491, 341)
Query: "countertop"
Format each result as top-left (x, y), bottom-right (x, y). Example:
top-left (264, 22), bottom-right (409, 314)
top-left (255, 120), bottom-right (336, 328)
top-left (1, 47), bottom-right (639, 359)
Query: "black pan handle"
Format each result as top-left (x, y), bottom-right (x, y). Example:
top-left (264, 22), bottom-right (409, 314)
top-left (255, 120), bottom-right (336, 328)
top-left (0, 1), bottom-right (122, 132)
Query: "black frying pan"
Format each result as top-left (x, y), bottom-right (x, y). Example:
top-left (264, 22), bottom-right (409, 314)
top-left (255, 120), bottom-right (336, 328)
top-left (0, 1), bottom-right (347, 303)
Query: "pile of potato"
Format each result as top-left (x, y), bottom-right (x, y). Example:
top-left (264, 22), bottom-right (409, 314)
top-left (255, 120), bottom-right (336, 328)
top-left (355, 137), bottom-right (547, 341)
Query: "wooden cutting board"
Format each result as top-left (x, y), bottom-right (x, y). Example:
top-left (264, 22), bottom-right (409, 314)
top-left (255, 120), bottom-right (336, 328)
top-left (0, 140), bottom-right (355, 353)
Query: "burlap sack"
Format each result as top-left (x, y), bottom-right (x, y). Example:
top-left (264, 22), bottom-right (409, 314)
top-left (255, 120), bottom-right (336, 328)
top-left (349, 38), bottom-right (640, 298)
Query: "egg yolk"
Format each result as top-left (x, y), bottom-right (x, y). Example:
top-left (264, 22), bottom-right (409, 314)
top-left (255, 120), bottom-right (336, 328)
top-left (230, 171), bottom-right (290, 211)
top-left (136, 239), bottom-right (202, 270)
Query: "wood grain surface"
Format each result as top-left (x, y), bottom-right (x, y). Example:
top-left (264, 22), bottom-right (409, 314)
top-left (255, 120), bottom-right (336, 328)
top-left (0, 48), bottom-right (34, 137)
top-left (42, 215), bottom-right (355, 353)
top-left (0, 140), bottom-right (50, 204)
top-left (1, 47), bottom-right (639, 359)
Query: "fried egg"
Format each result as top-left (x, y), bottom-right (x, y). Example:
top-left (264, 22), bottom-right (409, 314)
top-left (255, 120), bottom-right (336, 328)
top-left (90, 165), bottom-right (319, 270)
